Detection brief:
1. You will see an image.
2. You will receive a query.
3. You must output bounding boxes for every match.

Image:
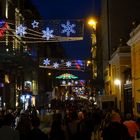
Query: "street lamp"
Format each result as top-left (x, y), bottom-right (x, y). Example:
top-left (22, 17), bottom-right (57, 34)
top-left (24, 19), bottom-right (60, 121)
top-left (114, 79), bottom-right (121, 110)
top-left (114, 79), bottom-right (121, 86)
top-left (114, 78), bottom-right (121, 97)
top-left (87, 18), bottom-right (98, 106)
top-left (87, 60), bottom-right (91, 66)
top-left (88, 18), bottom-right (97, 30)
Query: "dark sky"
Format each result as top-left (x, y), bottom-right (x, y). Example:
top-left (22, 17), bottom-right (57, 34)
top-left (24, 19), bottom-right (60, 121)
top-left (30, 0), bottom-right (100, 59)
top-left (30, 0), bottom-right (100, 19)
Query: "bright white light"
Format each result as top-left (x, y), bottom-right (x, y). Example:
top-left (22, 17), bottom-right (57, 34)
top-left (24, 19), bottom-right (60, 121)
top-left (94, 101), bottom-right (97, 105)
top-left (68, 82), bottom-right (71, 85)
top-left (48, 104), bottom-right (51, 108)
top-left (62, 80), bottom-right (66, 85)
top-left (25, 81), bottom-right (31, 85)
top-left (114, 79), bottom-right (121, 85)
top-left (65, 96), bottom-right (68, 100)
top-left (21, 95), bottom-right (26, 102)
top-left (70, 97), bottom-right (74, 100)
top-left (26, 95), bottom-right (30, 99)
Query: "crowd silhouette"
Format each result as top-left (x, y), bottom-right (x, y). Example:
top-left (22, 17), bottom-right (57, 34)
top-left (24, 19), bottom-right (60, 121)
top-left (0, 106), bottom-right (139, 140)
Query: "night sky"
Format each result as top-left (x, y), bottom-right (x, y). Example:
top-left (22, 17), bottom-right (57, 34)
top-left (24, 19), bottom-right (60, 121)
top-left (30, 0), bottom-right (100, 79)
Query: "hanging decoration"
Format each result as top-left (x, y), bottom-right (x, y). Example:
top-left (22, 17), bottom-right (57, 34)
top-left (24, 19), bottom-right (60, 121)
top-left (61, 20), bottom-right (76, 37)
top-left (56, 73), bottom-right (78, 79)
top-left (1, 19), bottom-right (83, 43)
top-left (31, 20), bottom-right (39, 28)
top-left (60, 79), bottom-right (85, 86)
top-left (39, 58), bottom-right (85, 71)
top-left (42, 27), bottom-right (54, 40)
top-left (58, 79), bottom-right (86, 95)
top-left (66, 61), bottom-right (72, 67)
top-left (16, 24), bottom-right (27, 36)
top-left (0, 20), bottom-right (8, 38)
top-left (72, 86), bottom-right (85, 95)
top-left (53, 62), bottom-right (59, 68)
top-left (43, 58), bottom-right (50, 66)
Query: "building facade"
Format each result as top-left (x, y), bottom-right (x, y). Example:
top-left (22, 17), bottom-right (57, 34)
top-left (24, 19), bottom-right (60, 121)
top-left (127, 24), bottom-right (140, 117)
top-left (0, 0), bottom-right (40, 109)
top-left (109, 46), bottom-right (131, 115)
top-left (99, 0), bottom-right (140, 112)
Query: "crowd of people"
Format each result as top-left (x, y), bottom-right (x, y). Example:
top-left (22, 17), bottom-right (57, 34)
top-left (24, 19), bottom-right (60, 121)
top-left (0, 106), bottom-right (140, 140)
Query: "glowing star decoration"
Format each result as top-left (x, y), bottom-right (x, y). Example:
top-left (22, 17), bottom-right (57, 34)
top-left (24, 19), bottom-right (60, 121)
top-left (66, 61), bottom-right (72, 67)
top-left (43, 58), bottom-right (50, 66)
top-left (61, 20), bottom-right (76, 37)
top-left (53, 62), bottom-right (59, 68)
top-left (31, 20), bottom-right (39, 28)
top-left (16, 24), bottom-right (27, 37)
top-left (42, 27), bottom-right (54, 40)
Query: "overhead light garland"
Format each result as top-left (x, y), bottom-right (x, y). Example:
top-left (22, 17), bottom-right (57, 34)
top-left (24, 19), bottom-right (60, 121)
top-left (0, 19), bottom-right (83, 43)
top-left (60, 79), bottom-right (85, 86)
top-left (40, 58), bottom-right (85, 71)
top-left (15, 20), bottom-right (76, 39)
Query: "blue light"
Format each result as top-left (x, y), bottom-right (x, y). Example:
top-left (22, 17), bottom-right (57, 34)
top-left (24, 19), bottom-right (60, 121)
top-left (0, 20), bottom-right (5, 28)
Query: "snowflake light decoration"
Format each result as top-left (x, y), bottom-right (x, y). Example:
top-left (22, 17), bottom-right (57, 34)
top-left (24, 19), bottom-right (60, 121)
top-left (42, 27), bottom-right (54, 40)
top-left (16, 24), bottom-right (27, 37)
top-left (66, 61), bottom-right (72, 67)
top-left (43, 58), bottom-right (50, 66)
top-left (61, 20), bottom-right (76, 37)
top-left (31, 20), bottom-right (39, 28)
top-left (53, 62), bottom-right (59, 68)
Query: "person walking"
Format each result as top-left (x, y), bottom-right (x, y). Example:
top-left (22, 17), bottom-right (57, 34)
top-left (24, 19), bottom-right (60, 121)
top-left (102, 112), bottom-right (131, 140)
top-left (49, 113), bottom-right (66, 140)
top-left (30, 116), bottom-right (48, 140)
top-left (0, 113), bottom-right (20, 140)
top-left (16, 112), bottom-right (31, 140)
top-left (123, 113), bottom-right (139, 140)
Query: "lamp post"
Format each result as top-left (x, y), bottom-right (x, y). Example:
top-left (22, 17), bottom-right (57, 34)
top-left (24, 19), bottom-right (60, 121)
top-left (87, 18), bottom-right (97, 86)
top-left (87, 18), bottom-right (98, 107)
top-left (88, 18), bottom-right (97, 79)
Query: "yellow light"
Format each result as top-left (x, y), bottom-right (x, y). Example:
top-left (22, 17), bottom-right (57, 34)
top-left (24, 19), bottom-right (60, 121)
top-left (114, 79), bottom-right (121, 85)
top-left (87, 60), bottom-right (91, 64)
top-left (5, 75), bottom-right (10, 83)
top-left (32, 96), bottom-right (35, 106)
top-left (88, 19), bottom-right (97, 30)
top-left (87, 60), bottom-right (91, 66)
top-left (48, 72), bottom-right (51, 76)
